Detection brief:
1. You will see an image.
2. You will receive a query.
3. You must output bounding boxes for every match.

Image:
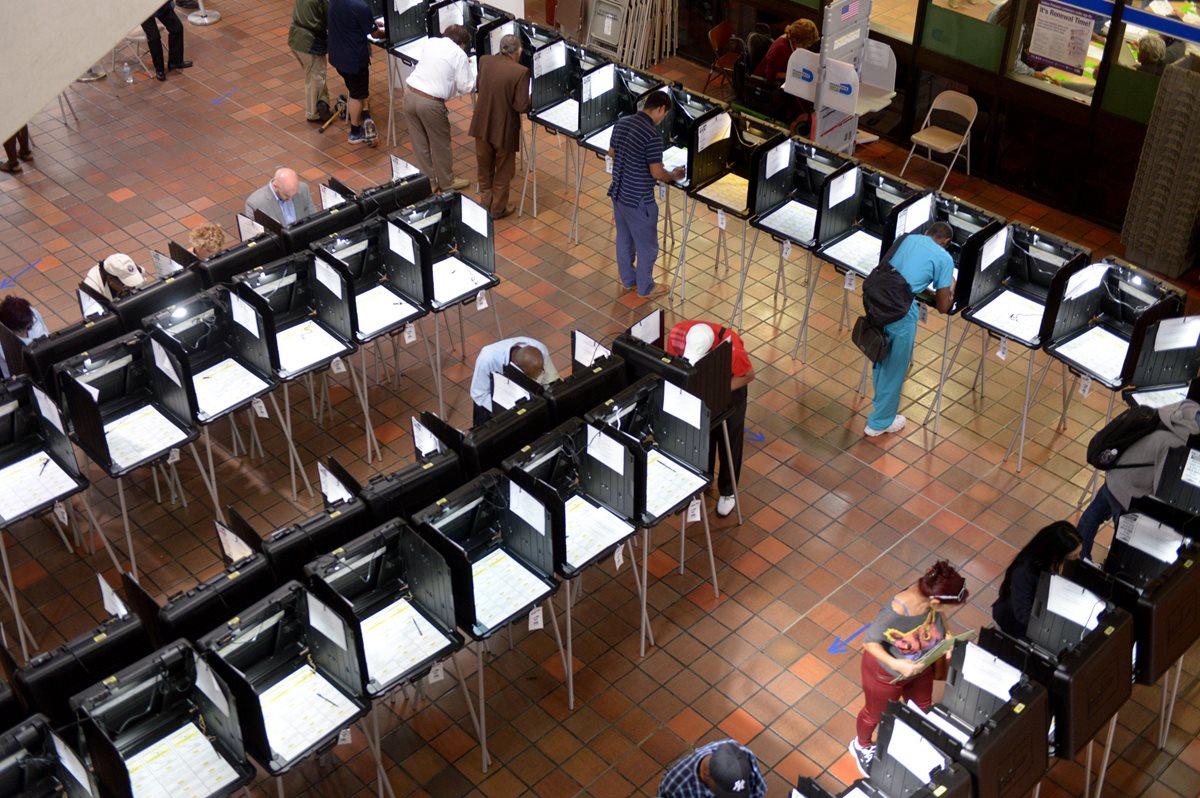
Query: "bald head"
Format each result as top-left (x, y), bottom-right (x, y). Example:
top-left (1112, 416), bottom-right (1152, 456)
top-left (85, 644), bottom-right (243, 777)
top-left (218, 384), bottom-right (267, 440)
top-left (271, 168), bottom-right (301, 201)
top-left (512, 345), bottom-right (545, 381)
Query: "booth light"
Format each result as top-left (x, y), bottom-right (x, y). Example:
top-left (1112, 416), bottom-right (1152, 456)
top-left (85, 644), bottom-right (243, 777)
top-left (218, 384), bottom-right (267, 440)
top-left (171, 306), bottom-right (189, 319)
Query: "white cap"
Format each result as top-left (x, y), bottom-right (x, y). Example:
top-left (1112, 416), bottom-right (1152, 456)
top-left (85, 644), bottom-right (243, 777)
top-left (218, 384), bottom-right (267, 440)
top-left (102, 254), bottom-right (146, 288)
top-left (682, 324), bottom-right (715, 364)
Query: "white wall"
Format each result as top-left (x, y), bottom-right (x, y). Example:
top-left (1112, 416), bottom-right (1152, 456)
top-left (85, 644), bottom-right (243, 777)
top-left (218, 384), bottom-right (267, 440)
top-left (0, 0), bottom-right (165, 141)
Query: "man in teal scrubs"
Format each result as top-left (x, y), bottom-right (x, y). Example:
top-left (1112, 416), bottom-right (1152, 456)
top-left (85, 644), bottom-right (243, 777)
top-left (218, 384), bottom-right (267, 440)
top-left (865, 221), bottom-right (955, 437)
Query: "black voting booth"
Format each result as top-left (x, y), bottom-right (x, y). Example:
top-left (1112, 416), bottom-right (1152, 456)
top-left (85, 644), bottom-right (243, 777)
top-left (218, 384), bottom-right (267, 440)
top-left (1121, 316), bottom-right (1200, 409)
top-left (1156, 437), bottom-right (1200, 515)
top-left (1, 314), bottom-right (121, 401)
top-left (359, 434), bottom-right (465, 526)
top-left (252, 182), bottom-right (365, 257)
top-left (258, 498), bottom-right (371, 586)
top-left (978, 571), bottom-right (1133, 765)
top-left (794, 703), bottom-right (972, 798)
top-left (196, 581), bottom-right (368, 777)
top-left (0, 714), bottom-right (98, 797)
top-left (0, 377), bottom-right (94, 660)
top-left (383, 0), bottom-right (432, 61)
top-left (421, 386), bottom-right (552, 476)
top-left (101, 269), bottom-right (205, 333)
top-left (71, 641), bottom-right (254, 798)
top-left (578, 64), bottom-right (665, 156)
top-left (815, 165), bottom-right (921, 284)
top-left (198, 230), bottom-right (286, 288)
top-left (542, 349), bottom-right (627, 425)
top-left (304, 520), bottom-right (462, 698)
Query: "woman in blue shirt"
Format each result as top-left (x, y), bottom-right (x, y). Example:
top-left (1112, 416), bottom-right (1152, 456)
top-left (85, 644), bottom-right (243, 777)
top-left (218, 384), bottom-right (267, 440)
top-left (0, 296), bottom-right (49, 378)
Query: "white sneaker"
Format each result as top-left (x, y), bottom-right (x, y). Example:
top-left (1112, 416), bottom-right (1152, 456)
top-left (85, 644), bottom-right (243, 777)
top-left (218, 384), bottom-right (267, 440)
top-left (849, 738), bottom-right (875, 778)
top-left (864, 415), bottom-right (906, 437)
top-left (716, 495), bottom-right (736, 517)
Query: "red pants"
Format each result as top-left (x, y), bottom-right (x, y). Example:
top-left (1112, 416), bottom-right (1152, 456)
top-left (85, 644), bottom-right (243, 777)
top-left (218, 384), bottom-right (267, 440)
top-left (856, 652), bottom-right (934, 746)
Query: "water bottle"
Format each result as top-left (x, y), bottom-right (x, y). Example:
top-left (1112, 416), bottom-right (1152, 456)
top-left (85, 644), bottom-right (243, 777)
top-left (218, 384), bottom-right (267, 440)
top-left (122, 61), bottom-right (133, 84)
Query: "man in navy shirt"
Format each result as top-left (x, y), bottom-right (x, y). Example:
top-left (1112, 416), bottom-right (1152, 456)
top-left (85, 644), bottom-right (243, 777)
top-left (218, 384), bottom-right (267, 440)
top-left (607, 91), bottom-right (684, 299)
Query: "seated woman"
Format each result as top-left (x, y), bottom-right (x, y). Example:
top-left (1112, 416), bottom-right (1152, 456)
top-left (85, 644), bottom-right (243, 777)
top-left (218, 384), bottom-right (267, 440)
top-left (1136, 34), bottom-right (1167, 76)
top-left (991, 521), bottom-right (1081, 638)
top-left (754, 19), bottom-right (819, 81)
top-left (0, 296), bottom-right (50, 378)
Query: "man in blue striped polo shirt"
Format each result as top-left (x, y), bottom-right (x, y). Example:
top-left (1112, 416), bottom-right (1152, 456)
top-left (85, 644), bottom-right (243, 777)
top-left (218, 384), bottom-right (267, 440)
top-left (607, 91), bottom-right (684, 299)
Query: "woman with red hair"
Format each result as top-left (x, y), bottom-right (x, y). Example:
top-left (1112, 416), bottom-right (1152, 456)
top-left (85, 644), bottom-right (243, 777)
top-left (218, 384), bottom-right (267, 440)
top-left (848, 560), bottom-right (969, 776)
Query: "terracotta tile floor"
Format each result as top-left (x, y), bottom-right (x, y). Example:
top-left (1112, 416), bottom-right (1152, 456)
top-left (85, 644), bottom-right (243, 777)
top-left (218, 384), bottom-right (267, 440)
top-left (1, 1), bottom-right (1198, 796)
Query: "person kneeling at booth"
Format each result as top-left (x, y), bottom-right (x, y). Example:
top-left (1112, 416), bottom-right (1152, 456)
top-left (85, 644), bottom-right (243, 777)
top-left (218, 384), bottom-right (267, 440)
top-left (666, 321), bottom-right (756, 518)
top-left (469, 337), bottom-right (559, 426)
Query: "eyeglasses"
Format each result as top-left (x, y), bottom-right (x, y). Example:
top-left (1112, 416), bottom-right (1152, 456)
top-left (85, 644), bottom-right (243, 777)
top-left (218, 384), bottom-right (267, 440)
top-left (928, 585), bottom-right (967, 602)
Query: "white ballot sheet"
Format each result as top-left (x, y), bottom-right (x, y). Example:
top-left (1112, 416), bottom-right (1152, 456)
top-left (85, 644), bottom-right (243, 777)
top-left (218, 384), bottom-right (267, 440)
top-left (758, 201), bottom-right (817, 245)
top-left (355, 285), bottom-right (419, 337)
top-left (125, 721), bottom-right (239, 798)
top-left (104, 405), bottom-right (188, 470)
top-left (236, 214), bottom-right (264, 242)
top-left (471, 548), bottom-right (550, 631)
top-left (662, 146), bottom-right (688, 174)
top-left (492, 371), bottom-right (530, 410)
top-left (194, 359), bottom-right (270, 422)
top-left (259, 666), bottom-right (358, 764)
top-left (697, 113), bottom-right (732, 151)
top-left (887, 718), bottom-right (946, 783)
top-left (432, 256), bottom-right (490, 307)
top-left (905, 700), bottom-right (971, 745)
top-left (583, 124), bottom-right (614, 153)
top-left (1130, 385), bottom-right (1189, 409)
top-left (0, 451), bottom-right (77, 522)
top-left (662, 382), bottom-right (701, 429)
top-left (822, 229), bottom-right (882, 276)
top-left (362, 596), bottom-right (452, 689)
top-left (564, 494), bottom-right (635, 570)
top-left (961, 641), bottom-right (1021, 702)
top-left (276, 320), bottom-right (347, 378)
top-left (534, 98), bottom-right (580, 133)
top-left (586, 425), bottom-right (625, 475)
top-left (1116, 513), bottom-right (1182, 564)
top-left (969, 290), bottom-right (1045, 345)
top-left (1047, 574), bottom-right (1102, 630)
top-left (645, 450), bottom-right (707, 518)
top-left (695, 173), bottom-right (749, 212)
top-left (1054, 326), bottom-right (1127, 385)
top-left (319, 184), bottom-right (348, 211)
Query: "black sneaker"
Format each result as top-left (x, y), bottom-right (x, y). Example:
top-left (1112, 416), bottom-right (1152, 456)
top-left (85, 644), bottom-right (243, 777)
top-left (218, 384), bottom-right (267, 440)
top-left (314, 100), bottom-right (332, 123)
top-left (849, 739), bottom-right (875, 778)
top-left (348, 126), bottom-right (367, 145)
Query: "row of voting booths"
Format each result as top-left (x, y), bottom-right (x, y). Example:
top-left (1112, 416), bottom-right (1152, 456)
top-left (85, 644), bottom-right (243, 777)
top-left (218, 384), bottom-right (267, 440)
top-left (0, 307), bottom-right (753, 795)
top-left (0, 171), bottom-right (517, 661)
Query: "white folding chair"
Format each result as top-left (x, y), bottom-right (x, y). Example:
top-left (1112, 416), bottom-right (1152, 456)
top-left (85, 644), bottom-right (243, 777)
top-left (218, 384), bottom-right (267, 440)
top-left (110, 28), bottom-right (153, 78)
top-left (899, 90), bottom-right (977, 191)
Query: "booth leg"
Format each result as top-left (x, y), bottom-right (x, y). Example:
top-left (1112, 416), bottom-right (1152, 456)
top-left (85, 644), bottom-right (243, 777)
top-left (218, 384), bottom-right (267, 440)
top-left (544, 596), bottom-right (570, 708)
top-left (352, 351), bottom-right (382, 464)
top-left (276, 776), bottom-right (285, 798)
top-left (475, 643), bottom-right (491, 771)
top-left (926, 314), bottom-right (953, 437)
top-left (671, 197), bottom-right (698, 305)
top-left (678, 512), bottom-right (686, 576)
top-left (270, 384), bottom-right (314, 500)
top-left (563, 577), bottom-right (575, 710)
top-left (569, 143), bottom-right (585, 244)
top-left (229, 412), bottom-right (244, 458)
top-left (386, 55), bottom-right (397, 149)
top-left (47, 508), bottom-right (72, 552)
top-left (1059, 363), bottom-right (1076, 431)
top-left (700, 500), bottom-right (719, 599)
top-left (1158, 656), bottom-right (1184, 749)
top-left (457, 304), bottom-right (467, 364)
top-left (433, 314), bottom-right (446, 418)
top-left (116, 477), bottom-right (138, 579)
top-left (923, 320), bottom-right (970, 429)
top-left (774, 240), bottom-right (788, 306)
top-left (792, 252), bottom-right (817, 361)
top-left (730, 222), bottom-right (753, 331)
top-left (1002, 347), bottom-right (1039, 473)
top-left (0, 529), bottom-right (31, 662)
top-left (721, 420), bottom-right (743, 525)
top-left (80, 493), bottom-right (123, 578)
top-left (490, 295), bottom-right (503, 338)
top-left (839, 284), bottom-right (850, 332)
top-left (247, 408), bottom-right (264, 459)
top-left (190, 439), bottom-right (223, 523)
top-left (366, 706), bottom-right (399, 798)
top-left (856, 354), bottom-right (870, 397)
top-left (639, 527), bottom-right (652, 657)
top-left (1092, 713), bottom-right (1118, 798)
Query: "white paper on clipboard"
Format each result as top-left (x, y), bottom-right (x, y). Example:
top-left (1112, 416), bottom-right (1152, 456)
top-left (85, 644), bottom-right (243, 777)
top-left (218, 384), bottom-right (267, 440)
top-left (230, 294), bottom-right (259, 338)
top-left (828, 167), bottom-right (857, 208)
top-left (509, 480), bottom-right (546, 536)
top-left (461, 195), bottom-right (490, 237)
top-left (586, 424), bottom-right (625, 475)
top-left (661, 382), bottom-right (701, 429)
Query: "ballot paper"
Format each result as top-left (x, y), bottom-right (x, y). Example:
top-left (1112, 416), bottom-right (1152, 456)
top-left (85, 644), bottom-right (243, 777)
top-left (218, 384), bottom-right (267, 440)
top-left (662, 146), bottom-right (688, 175)
top-left (662, 382), bottom-right (701, 429)
top-left (276, 320), bottom-right (347, 378)
top-left (509, 480), bottom-right (546, 535)
top-left (564, 494), bottom-right (635, 570)
top-left (437, 2), bottom-right (463, 30)
top-left (582, 64), bottom-right (615, 102)
top-left (314, 260), bottom-right (343, 299)
top-left (1046, 574), bottom-right (1103, 630)
top-left (387, 221), bottom-right (415, 263)
top-left (393, 36), bottom-right (428, 61)
top-left (697, 112), bottom-right (732, 151)
top-left (961, 641), bottom-right (1022, 702)
top-left (905, 700), bottom-right (971, 745)
top-left (534, 98), bottom-right (579, 133)
top-left (319, 184), bottom-right (349, 211)
top-left (822, 229), bottom-right (882, 276)
top-left (259, 665), bottom-right (358, 765)
top-left (1155, 316), bottom-right (1200, 352)
top-left (412, 417), bottom-right (441, 457)
top-left (193, 359), bottom-right (269, 422)
top-left (194, 657), bottom-right (230, 718)
top-left (981, 226), bottom-right (1009, 272)
top-left (969, 290), bottom-right (1045, 345)
top-left (828, 167), bottom-right (858, 208)
top-left (318, 462), bottom-right (354, 507)
top-left (1183, 449), bottom-right (1200, 488)
top-left (1054, 326), bottom-right (1128, 385)
top-left (629, 309), bottom-right (661, 344)
top-left (390, 155), bottom-right (421, 182)
top-left (471, 548), bottom-right (550, 631)
top-left (1129, 385), bottom-right (1189, 409)
top-left (431, 256), bottom-right (490, 307)
top-left (362, 596), bottom-right (452, 689)
top-left (887, 717), bottom-right (947, 783)
top-left (125, 721), bottom-right (240, 798)
top-left (1116, 513), bottom-right (1183, 564)
top-left (151, 250), bottom-right (183, 279)
top-left (583, 124), bottom-right (614, 153)
top-left (0, 451), bottom-right (77, 523)
top-left (757, 201), bottom-right (818, 245)
top-left (53, 732), bottom-right (94, 795)
top-left (586, 424), bottom-right (625, 475)
top-left (1064, 262), bottom-right (1109, 301)
top-left (33, 385), bottom-right (65, 434)
top-left (393, 0), bottom-right (421, 13)
top-left (695, 173), bottom-right (749, 212)
top-left (645, 450), bottom-right (707, 518)
top-left (104, 405), bottom-right (189, 470)
top-left (573, 331), bottom-right (610, 367)
top-left (355, 285), bottom-right (419, 337)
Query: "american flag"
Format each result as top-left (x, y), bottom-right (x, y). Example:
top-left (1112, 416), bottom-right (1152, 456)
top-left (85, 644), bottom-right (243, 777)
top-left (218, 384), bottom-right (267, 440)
top-left (841, 0), bottom-right (860, 20)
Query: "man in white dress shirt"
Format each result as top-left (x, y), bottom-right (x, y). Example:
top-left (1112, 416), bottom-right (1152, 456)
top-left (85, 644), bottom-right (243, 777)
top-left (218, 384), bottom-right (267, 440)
top-left (403, 25), bottom-right (477, 193)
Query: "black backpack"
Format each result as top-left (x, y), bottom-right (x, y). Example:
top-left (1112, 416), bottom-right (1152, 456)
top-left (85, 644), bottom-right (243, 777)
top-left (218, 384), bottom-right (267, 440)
top-left (862, 234), bottom-right (915, 328)
top-left (1086, 406), bottom-right (1163, 469)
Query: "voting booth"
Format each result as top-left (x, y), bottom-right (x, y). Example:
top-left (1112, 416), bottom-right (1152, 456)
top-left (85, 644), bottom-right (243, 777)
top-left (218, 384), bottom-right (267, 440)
top-left (253, 182), bottom-right (364, 257)
top-left (815, 165), bottom-right (920, 284)
top-left (359, 428), bottom-right (465, 526)
top-left (0, 714), bottom-right (98, 797)
top-left (542, 342), bottom-right (627, 424)
top-left (1121, 317), bottom-right (1200, 409)
top-left (578, 64), bottom-right (665, 157)
top-left (98, 269), bottom-right (205, 334)
top-left (71, 641), bottom-right (254, 798)
top-left (1, 314), bottom-right (121, 402)
top-left (260, 497), bottom-right (371, 586)
top-left (0, 376), bottom-right (101, 660)
top-left (197, 582), bottom-right (369, 779)
top-left (390, 192), bottom-right (501, 417)
top-left (143, 287), bottom-right (278, 518)
top-left (1155, 436), bottom-right (1200, 515)
top-left (412, 470), bottom-right (562, 770)
top-left (57, 333), bottom-right (200, 575)
top-left (795, 703), bottom-right (973, 798)
top-left (197, 229), bottom-right (287, 288)
top-left (653, 86), bottom-right (722, 261)
top-left (674, 110), bottom-right (788, 324)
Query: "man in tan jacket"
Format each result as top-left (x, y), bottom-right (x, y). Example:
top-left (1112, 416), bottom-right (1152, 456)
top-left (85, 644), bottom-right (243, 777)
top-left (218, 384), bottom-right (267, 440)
top-left (468, 34), bottom-right (531, 218)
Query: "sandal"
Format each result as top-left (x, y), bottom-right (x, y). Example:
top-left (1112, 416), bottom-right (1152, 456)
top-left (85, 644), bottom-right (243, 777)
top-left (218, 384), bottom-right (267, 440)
top-left (0, 161), bottom-right (21, 174)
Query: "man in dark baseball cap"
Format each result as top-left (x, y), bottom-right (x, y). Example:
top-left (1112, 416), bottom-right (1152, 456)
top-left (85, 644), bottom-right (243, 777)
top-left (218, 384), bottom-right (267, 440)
top-left (659, 739), bottom-right (766, 798)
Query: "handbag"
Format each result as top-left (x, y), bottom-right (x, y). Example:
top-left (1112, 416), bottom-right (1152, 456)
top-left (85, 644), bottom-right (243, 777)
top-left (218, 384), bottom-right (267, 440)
top-left (852, 316), bottom-right (890, 364)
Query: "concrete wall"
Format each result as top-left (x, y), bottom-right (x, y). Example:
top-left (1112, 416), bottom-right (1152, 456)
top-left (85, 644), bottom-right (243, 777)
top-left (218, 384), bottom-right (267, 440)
top-left (0, 0), bottom-right (164, 142)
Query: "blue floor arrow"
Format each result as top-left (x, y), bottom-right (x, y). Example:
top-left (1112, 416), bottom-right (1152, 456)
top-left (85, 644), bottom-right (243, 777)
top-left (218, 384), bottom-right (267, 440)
top-left (828, 623), bottom-right (870, 654)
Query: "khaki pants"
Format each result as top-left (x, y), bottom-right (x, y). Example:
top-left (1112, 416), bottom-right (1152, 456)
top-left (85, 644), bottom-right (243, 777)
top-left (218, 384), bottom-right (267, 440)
top-left (475, 139), bottom-right (516, 215)
top-left (404, 91), bottom-right (454, 190)
top-left (292, 49), bottom-right (330, 120)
